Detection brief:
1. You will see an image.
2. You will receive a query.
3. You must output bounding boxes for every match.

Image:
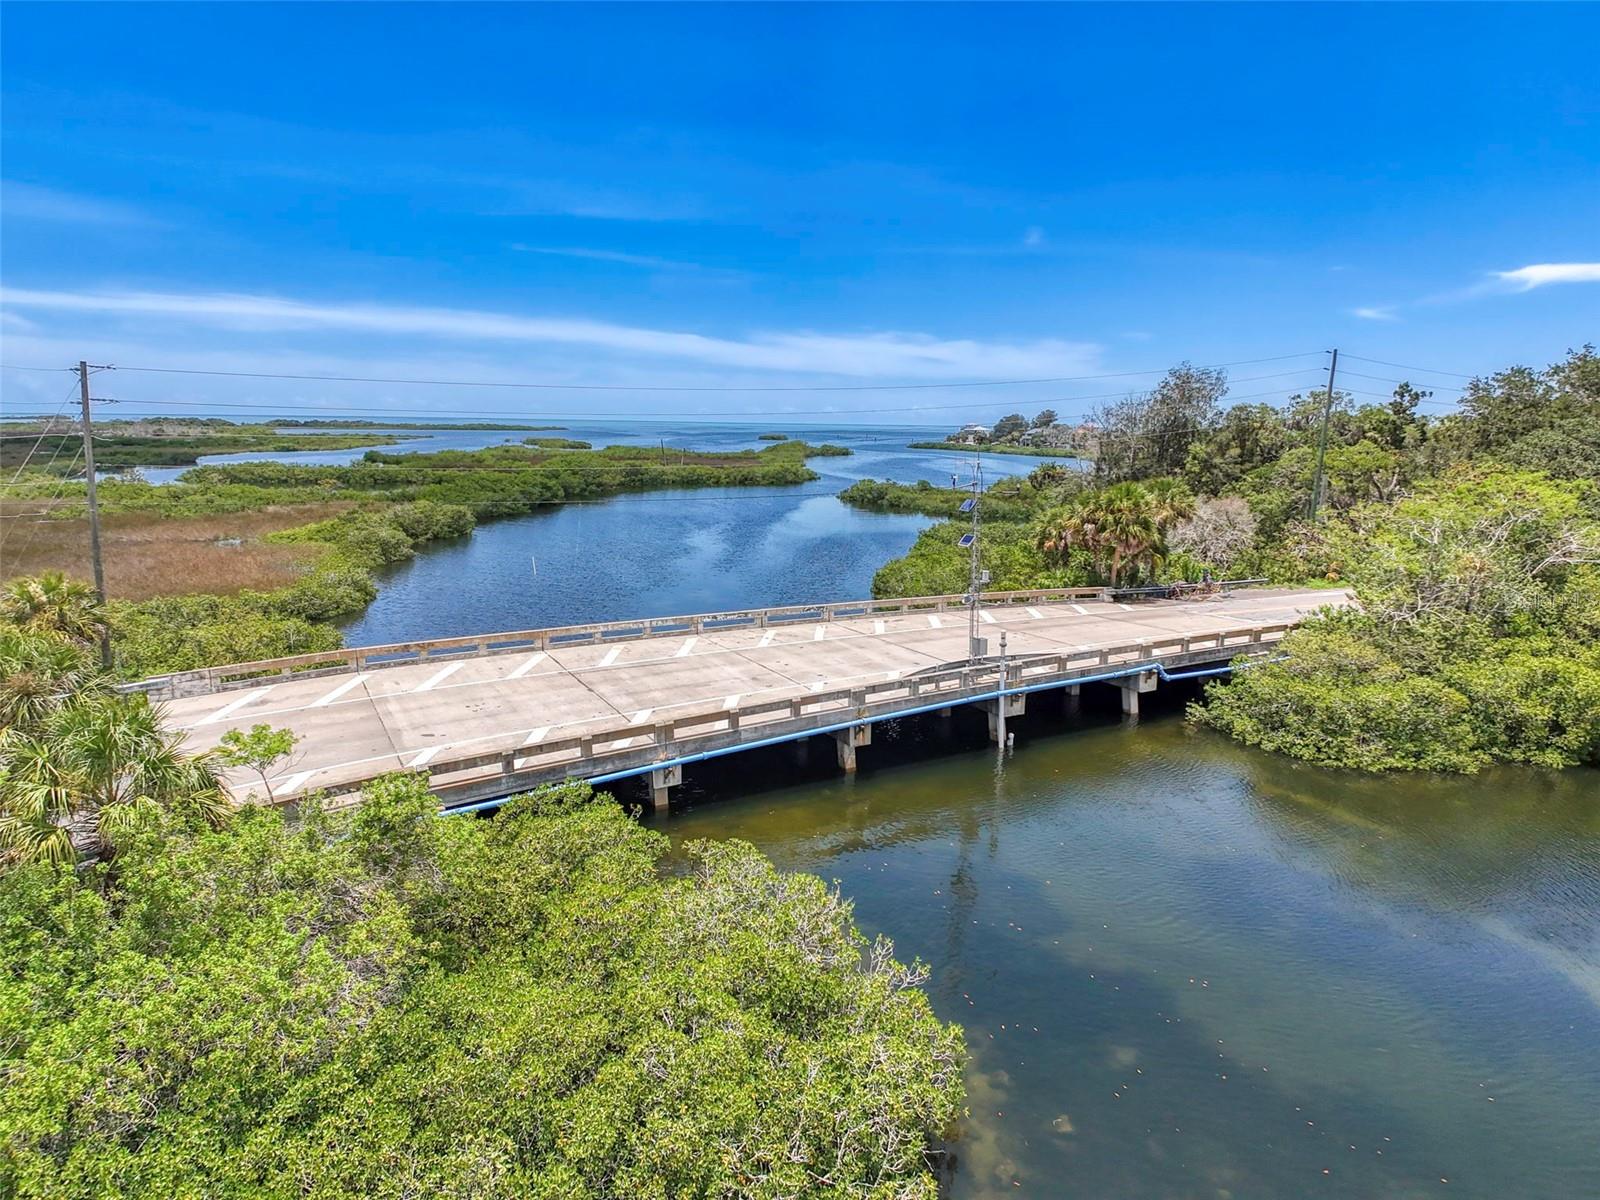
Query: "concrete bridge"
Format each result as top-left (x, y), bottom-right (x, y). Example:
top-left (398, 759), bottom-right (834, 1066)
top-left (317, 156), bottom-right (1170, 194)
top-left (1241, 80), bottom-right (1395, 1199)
top-left (146, 586), bottom-right (1350, 811)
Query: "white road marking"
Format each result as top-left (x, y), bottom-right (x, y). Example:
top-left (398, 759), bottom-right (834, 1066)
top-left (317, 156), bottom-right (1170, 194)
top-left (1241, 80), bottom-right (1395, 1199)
top-left (675, 636), bottom-right (698, 657)
top-left (1026, 607), bottom-right (1044, 619)
top-left (1071, 603), bottom-right (1088, 615)
top-left (193, 592), bottom-right (1341, 798)
top-left (1117, 603), bottom-right (1134, 611)
top-left (928, 614), bottom-right (942, 628)
top-left (598, 646), bottom-right (622, 667)
top-left (612, 736), bottom-right (634, 750)
top-left (758, 629), bottom-right (777, 647)
top-left (630, 708), bottom-right (654, 725)
top-left (980, 611), bottom-right (995, 624)
top-left (813, 626), bottom-right (826, 641)
top-left (873, 619), bottom-right (886, 634)
top-left (199, 686), bottom-right (274, 725)
top-left (410, 745), bottom-right (448, 767)
top-left (508, 651), bottom-right (547, 678)
top-left (275, 771), bottom-right (312, 795)
top-left (722, 693), bottom-right (742, 710)
top-left (310, 674), bottom-right (367, 707)
top-left (523, 726), bottom-right (551, 746)
top-left (415, 662), bottom-right (465, 692)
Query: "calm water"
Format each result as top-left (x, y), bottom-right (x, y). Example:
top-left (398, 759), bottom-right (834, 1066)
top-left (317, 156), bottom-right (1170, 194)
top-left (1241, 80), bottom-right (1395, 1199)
top-left (148, 419), bottom-right (1600, 1195)
top-left (337, 422), bottom-right (1064, 645)
top-left (659, 693), bottom-right (1600, 1200)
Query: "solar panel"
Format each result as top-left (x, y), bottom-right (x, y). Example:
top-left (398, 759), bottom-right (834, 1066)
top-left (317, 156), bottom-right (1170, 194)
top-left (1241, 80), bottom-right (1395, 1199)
top-left (959, 498), bottom-right (976, 513)
top-left (957, 533), bottom-right (976, 547)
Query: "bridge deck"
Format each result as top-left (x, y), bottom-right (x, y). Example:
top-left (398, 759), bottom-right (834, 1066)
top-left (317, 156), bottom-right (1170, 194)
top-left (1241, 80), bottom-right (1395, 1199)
top-left (167, 588), bottom-right (1346, 804)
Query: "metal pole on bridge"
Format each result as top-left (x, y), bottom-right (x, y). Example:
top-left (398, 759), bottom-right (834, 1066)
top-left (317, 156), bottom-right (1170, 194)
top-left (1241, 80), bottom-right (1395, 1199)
top-left (996, 630), bottom-right (1009, 748)
top-left (964, 449), bottom-right (988, 660)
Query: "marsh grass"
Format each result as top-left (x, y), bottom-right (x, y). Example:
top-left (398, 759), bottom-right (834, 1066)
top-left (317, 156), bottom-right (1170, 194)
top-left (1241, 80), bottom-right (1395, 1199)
top-left (0, 503), bottom-right (352, 600)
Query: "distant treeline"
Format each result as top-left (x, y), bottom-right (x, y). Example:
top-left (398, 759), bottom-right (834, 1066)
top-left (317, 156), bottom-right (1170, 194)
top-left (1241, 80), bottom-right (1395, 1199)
top-left (0, 430), bottom-right (398, 471)
top-left (276, 419), bottom-right (566, 430)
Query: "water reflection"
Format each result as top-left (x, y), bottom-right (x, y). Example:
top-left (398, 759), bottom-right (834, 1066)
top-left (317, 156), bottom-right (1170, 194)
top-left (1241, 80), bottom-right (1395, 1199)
top-left (662, 710), bottom-right (1600, 1199)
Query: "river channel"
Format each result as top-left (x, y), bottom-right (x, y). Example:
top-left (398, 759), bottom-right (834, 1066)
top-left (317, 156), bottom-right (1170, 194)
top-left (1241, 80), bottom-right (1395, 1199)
top-left (161, 421), bottom-right (1599, 1197)
top-left (664, 696), bottom-right (1600, 1200)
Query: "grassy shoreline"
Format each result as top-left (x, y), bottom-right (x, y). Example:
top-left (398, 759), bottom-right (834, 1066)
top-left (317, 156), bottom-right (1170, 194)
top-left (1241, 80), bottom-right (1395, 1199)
top-left (2, 439), bottom-right (850, 677)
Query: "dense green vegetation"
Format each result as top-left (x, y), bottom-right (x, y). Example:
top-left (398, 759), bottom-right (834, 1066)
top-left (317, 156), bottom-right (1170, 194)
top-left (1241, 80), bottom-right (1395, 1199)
top-left (522, 436), bottom-right (593, 449)
top-left (854, 350), bottom-right (1600, 772)
top-left (2, 440), bottom-right (848, 677)
top-left (0, 778), bottom-right (963, 1198)
top-left (757, 432), bottom-right (789, 441)
top-left (838, 478), bottom-right (1035, 522)
top-left (913, 408), bottom-right (1088, 456)
top-left (1193, 469), bottom-right (1600, 771)
top-left (0, 420), bottom-right (397, 471)
top-left (0, 606), bottom-right (964, 1196)
top-left (905, 440), bottom-right (1077, 459)
top-left (0, 583), bottom-right (227, 865)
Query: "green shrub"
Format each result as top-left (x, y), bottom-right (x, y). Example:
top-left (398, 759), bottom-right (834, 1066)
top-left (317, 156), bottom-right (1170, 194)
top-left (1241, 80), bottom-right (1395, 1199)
top-left (0, 776), bottom-right (964, 1197)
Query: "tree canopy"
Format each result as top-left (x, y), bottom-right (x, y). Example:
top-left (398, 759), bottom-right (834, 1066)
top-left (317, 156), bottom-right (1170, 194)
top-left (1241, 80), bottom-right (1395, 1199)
top-left (0, 775), bottom-right (964, 1198)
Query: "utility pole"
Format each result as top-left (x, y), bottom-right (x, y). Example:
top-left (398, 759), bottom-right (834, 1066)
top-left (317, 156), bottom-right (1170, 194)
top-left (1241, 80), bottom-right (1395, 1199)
top-left (963, 449), bottom-right (988, 660)
top-left (77, 361), bottom-right (112, 668)
top-left (1307, 348), bottom-right (1339, 522)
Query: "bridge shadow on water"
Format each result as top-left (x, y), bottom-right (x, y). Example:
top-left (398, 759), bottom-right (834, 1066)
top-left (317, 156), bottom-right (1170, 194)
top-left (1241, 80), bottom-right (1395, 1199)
top-left (636, 674), bottom-right (1211, 819)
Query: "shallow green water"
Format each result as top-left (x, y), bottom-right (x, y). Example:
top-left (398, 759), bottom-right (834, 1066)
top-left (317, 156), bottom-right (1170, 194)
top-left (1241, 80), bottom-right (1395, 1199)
top-left (660, 690), bottom-right (1600, 1199)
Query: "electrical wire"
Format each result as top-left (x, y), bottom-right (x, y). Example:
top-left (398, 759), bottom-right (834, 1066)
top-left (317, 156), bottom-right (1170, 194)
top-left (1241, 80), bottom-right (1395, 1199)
top-left (0, 443), bottom-right (85, 556)
top-left (1335, 368), bottom-right (1465, 393)
top-left (1339, 354), bottom-right (1479, 380)
top-left (0, 351), bottom-right (1327, 393)
top-left (0, 370), bottom-right (1331, 423)
top-left (2, 382), bottom-right (80, 488)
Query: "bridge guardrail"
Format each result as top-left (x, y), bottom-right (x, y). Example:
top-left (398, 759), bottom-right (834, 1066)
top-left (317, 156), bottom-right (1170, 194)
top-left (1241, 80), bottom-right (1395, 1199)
top-left (294, 621), bottom-right (1292, 808)
top-left (126, 587), bottom-right (1114, 700)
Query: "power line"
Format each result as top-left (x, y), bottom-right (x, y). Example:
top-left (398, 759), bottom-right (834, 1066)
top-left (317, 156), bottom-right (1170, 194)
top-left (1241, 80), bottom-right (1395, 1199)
top-left (0, 352), bottom-right (1326, 394)
top-left (0, 485), bottom-right (849, 519)
top-left (2, 382), bottom-right (80, 488)
top-left (0, 443), bottom-right (85, 556)
top-left (1339, 354), bottom-right (1480, 380)
top-left (0, 372), bottom-right (1330, 424)
top-left (1334, 368), bottom-right (1465, 393)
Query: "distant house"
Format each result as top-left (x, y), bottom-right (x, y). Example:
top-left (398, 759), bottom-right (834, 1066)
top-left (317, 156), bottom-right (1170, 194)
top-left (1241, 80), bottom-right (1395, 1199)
top-left (956, 423), bottom-right (991, 444)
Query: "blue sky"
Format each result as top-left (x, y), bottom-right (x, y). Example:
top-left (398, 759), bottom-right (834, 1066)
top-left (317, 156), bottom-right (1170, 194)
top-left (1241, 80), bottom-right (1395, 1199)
top-left (2, 2), bottom-right (1596, 425)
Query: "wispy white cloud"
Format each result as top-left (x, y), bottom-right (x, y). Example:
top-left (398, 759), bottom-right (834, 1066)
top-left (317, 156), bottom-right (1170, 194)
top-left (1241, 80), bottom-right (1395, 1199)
top-left (1, 181), bottom-right (161, 227)
top-left (1351, 306), bottom-right (1398, 322)
top-left (510, 244), bottom-right (714, 272)
top-left (1022, 226), bottom-right (1045, 249)
top-left (0, 285), bottom-right (1102, 381)
top-left (1491, 262), bottom-right (1600, 292)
